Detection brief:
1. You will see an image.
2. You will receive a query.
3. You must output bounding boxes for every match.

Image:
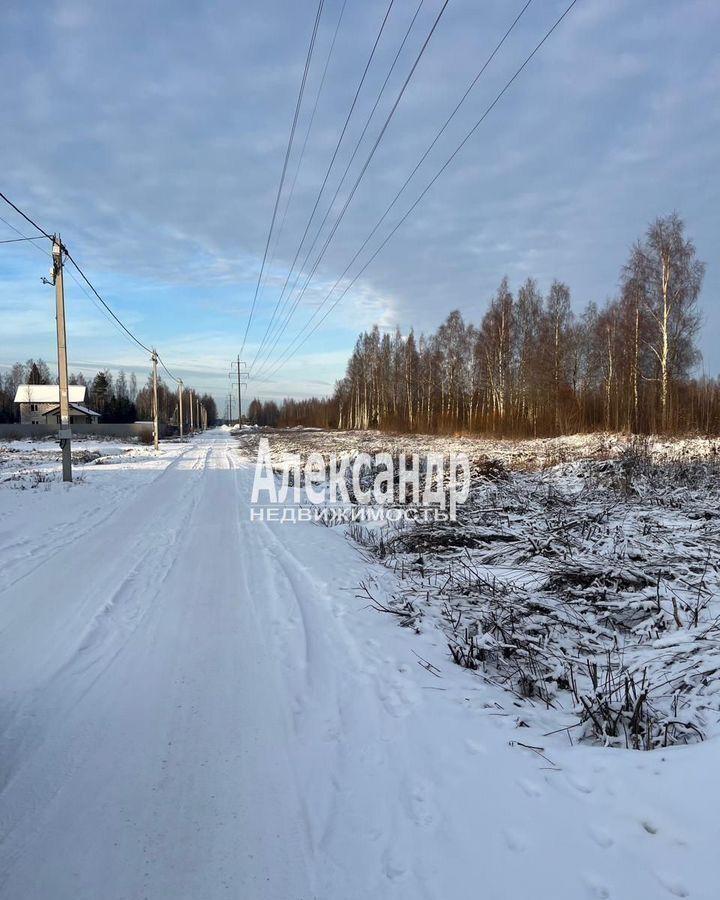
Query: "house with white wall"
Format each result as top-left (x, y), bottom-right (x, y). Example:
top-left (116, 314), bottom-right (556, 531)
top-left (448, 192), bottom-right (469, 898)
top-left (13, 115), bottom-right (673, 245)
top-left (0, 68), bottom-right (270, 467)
top-left (14, 385), bottom-right (100, 425)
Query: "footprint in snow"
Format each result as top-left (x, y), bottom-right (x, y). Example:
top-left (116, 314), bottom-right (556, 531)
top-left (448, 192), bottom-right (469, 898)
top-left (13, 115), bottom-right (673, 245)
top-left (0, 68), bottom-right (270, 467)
top-left (566, 772), bottom-right (595, 794)
top-left (404, 781), bottom-right (437, 829)
top-left (587, 824), bottom-right (615, 849)
top-left (465, 738), bottom-right (488, 756)
top-left (517, 777), bottom-right (543, 798)
top-left (656, 872), bottom-right (690, 897)
top-left (378, 677), bottom-right (420, 718)
top-left (382, 849), bottom-right (408, 881)
top-left (502, 828), bottom-right (527, 852)
top-left (582, 873), bottom-right (611, 898)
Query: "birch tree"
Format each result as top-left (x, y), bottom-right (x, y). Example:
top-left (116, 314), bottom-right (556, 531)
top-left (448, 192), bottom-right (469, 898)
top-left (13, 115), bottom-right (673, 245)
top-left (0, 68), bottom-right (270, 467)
top-left (624, 213), bottom-right (704, 430)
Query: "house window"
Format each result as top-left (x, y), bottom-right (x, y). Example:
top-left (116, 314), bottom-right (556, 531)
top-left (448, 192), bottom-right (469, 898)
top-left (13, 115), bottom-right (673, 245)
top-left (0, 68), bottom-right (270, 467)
top-left (30, 403), bottom-right (38, 412)
top-left (31, 419), bottom-right (39, 425)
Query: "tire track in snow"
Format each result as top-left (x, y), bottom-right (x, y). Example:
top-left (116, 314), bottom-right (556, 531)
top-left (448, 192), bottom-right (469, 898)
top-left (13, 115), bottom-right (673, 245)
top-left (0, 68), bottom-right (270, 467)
top-left (225, 452), bottom-right (438, 898)
top-left (223, 449), bottom-right (322, 876)
top-left (0, 444), bottom-right (212, 866)
top-left (0, 440), bottom-right (197, 597)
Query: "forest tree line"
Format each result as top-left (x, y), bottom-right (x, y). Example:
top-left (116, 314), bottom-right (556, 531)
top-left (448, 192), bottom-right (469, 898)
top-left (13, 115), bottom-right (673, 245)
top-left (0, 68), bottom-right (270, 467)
top-left (248, 214), bottom-right (718, 436)
top-left (0, 360), bottom-right (217, 427)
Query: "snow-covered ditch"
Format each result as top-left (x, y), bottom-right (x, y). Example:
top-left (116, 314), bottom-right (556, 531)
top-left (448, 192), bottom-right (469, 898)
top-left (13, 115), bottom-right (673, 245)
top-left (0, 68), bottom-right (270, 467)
top-left (236, 429), bottom-right (720, 750)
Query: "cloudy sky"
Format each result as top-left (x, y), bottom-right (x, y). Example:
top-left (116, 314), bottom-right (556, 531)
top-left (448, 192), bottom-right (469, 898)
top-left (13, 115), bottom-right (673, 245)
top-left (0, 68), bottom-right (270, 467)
top-left (1, 0), bottom-right (718, 411)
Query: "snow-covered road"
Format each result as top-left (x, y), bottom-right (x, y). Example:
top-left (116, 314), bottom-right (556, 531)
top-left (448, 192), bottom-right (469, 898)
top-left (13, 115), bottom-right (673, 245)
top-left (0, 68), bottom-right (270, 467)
top-left (0, 430), bottom-right (715, 899)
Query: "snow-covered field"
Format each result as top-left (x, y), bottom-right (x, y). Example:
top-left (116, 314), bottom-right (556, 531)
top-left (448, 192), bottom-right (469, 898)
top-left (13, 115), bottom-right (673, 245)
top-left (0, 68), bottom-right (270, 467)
top-left (235, 428), bottom-right (720, 749)
top-left (0, 427), bottom-right (718, 899)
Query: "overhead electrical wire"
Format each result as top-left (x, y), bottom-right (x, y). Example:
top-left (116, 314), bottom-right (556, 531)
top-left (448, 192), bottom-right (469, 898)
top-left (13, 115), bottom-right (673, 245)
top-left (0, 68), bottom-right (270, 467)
top-left (257, 0), bottom-right (580, 383)
top-left (3, 0), bottom-right (578, 395)
top-left (0, 202), bottom-right (141, 361)
top-left (64, 265), bottom-right (150, 351)
top-left (255, 0), bottom-right (533, 377)
top-left (252, 0), bottom-right (451, 377)
top-left (249, 0), bottom-right (397, 366)
top-left (0, 203), bottom-right (143, 355)
top-left (239, 0), bottom-right (325, 358)
top-left (251, 0), bottom-right (425, 371)
top-left (258, 0), bottom-right (349, 314)
top-left (0, 235), bottom-right (47, 244)
top-left (1, 190), bottom-right (190, 384)
top-left (64, 252), bottom-right (154, 355)
top-left (0, 212), bottom-right (50, 256)
top-left (0, 190), bottom-right (53, 240)
top-left (157, 355), bottom-right (181, 384)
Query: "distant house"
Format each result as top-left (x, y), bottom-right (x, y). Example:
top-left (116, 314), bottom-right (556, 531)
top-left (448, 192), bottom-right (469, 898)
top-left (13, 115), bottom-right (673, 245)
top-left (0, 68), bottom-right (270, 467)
top-left (14, 385), bottom-right (101, 425)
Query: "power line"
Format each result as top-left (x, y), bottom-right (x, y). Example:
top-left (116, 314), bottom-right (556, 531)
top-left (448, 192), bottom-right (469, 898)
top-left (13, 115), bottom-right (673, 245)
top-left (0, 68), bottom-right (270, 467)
top-left (239, 0), bottom-right (325, 358)
top-left (0, 194), bottom-right (158, 360)
top-left (258, 0), bottom-right (579, 383)
top-left (280, 0), bottom-right (425, 306)
top-left (258, 0), bottom-right (349, 316)
top-left (64, 252), bottom-right (154, 354)
top-left (0, 190), bottom-right (53, 240)
top-left (253, 0), bottom-right (451, 377)
top-left (157, 353), bottom-right (181, 384)
top-left (65, 265), bottom-right (147, 349)
top-left (66, 267), bottom-right (181, 383)
top-left (256, 0), bottom-right (533, 376)
top-left (67, 266), bottom-right (180, 383)
top-left (0, 212), bottom-right (50, 256)
top-left (0, 235), bottom-right (47, 244)
top-left (249, 0), bottom-right (397, 368)
top-left (1, 190), bottom-right (197, 393)
top-left (252, 0), bottom-right (426, 371)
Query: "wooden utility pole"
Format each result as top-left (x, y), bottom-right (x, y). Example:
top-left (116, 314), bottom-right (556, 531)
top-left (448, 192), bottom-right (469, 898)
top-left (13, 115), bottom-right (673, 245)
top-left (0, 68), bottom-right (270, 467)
top-left (151, 349), bottom-right (159, 450)
top-left (53, 235), bottom-right (72, 482)
top-left (178, 379), bottom-right (184, 441)
top-left (189, 389), bottom-right (194, 432)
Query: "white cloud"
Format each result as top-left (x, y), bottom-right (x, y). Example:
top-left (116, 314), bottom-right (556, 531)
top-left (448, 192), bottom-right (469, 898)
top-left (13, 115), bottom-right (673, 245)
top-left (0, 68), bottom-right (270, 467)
top-left (1, 0), bottom-right (717, 402)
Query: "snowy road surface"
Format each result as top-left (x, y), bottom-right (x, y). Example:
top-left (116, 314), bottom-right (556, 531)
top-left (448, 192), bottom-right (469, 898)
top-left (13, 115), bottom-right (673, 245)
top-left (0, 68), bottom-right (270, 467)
top-left (0, 430), bottom-right (716, 899)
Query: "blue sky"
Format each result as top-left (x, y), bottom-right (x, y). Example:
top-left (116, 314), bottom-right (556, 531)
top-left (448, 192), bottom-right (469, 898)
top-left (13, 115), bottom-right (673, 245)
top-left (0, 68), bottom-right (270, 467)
top-left (1, 0), bottom-right (718, 412)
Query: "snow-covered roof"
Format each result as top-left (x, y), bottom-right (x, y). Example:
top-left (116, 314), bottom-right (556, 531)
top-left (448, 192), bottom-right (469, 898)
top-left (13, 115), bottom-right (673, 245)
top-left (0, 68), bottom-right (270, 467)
top-left (14, 384), bottom-right (87, 404)
top-left (43, 402), bottom-right (101, 418)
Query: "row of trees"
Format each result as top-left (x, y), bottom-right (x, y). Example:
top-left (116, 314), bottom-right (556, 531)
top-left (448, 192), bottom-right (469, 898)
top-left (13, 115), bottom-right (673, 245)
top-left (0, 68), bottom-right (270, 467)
top-left (0, 359), bottom-right (217, 427)
top-left (135, 376), bottom-right (217, 429)
top-left (246, 397), bottom-right (336, 428)
top-left (74, 369), bottom-right (139, 422)
top-left (254, 214), bottom-right (716, 436)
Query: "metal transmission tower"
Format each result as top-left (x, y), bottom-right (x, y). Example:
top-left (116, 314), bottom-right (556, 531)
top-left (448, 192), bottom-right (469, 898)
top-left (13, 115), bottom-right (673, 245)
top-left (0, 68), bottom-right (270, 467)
top-left (230, 356), bottom-right (248, 426)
